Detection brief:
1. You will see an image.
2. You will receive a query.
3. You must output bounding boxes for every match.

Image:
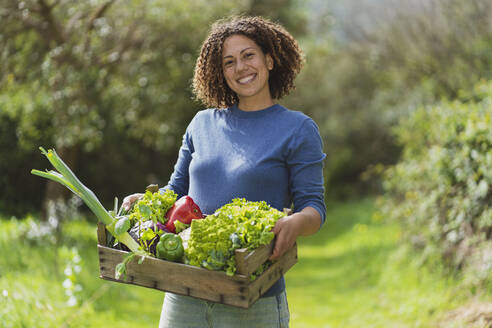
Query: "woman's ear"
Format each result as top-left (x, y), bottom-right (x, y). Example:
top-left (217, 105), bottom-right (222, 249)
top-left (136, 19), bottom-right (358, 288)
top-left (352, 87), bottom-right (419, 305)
top-left (266, 54), bottom-right (274, 71)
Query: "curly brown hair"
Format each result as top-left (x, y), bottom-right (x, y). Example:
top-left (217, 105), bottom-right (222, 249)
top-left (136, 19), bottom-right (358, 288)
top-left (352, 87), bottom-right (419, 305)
top-left (192, 16), bottom-right (304, 108)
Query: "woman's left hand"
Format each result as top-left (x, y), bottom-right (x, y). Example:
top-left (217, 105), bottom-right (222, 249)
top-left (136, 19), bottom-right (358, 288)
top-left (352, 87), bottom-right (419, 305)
top-left (269, 207), bottom-right (322, 260)
top-left (269, 214), bottom-right (302, 260)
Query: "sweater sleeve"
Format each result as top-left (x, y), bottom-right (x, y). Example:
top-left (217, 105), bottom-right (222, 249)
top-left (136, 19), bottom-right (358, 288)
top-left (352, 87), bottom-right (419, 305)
top-left (286, 118), bottom-right (327, 225)
top-left (160, 122), bottom-right (194, 198)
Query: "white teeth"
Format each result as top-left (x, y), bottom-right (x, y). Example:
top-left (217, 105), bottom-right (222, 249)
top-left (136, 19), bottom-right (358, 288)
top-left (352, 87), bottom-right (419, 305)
top-left (238, 74), bottom-right (256, 84)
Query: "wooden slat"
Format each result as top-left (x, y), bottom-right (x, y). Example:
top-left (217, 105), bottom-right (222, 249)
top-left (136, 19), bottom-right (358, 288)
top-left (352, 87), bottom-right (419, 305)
top-left (234, 248), bottom-right (248, 274)
top-left (235, 241), bottom-right (275, 276)
top-left (97, 222), bottom-right (106, 245)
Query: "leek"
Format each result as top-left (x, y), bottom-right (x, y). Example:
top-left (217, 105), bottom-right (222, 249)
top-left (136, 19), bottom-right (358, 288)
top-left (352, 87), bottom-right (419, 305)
top-left (31, 147), bottom-right (146, 256)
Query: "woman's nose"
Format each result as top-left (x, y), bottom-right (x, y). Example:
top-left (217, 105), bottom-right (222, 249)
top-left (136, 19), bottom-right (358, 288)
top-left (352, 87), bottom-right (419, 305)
top-left (235, 59), bottom-right (246, 72)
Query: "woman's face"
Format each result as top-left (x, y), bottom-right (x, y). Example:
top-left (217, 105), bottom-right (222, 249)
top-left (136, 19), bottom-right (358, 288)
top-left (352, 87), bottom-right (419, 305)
top-left (222, 34), bottom-right (273, 107)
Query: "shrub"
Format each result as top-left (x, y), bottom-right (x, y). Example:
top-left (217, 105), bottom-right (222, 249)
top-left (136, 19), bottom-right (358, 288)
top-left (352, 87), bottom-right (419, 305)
top-left (379, 80), bottom-right (492, 277)
top-left (286, 0), bottom-right (492, 199)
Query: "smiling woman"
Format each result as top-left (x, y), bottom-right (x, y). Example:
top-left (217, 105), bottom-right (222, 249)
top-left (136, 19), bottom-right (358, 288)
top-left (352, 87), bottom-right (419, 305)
top-left (122, 15), bottom-right (326, 328)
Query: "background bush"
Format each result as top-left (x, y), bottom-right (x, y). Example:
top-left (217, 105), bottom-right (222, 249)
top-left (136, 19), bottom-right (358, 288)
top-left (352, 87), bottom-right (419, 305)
top-left (284, 0), bottom-right (492, 198)
top-left (379, 80), bottom-right (492, 281)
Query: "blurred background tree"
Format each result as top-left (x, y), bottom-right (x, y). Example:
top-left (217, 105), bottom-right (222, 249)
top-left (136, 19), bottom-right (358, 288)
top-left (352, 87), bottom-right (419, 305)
top-left (0, 0), bottom-right (306, 217)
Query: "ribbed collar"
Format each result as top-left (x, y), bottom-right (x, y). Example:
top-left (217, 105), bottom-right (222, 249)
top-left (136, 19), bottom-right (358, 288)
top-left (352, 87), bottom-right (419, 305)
top-left (228, 103), bottom-right (282, 119)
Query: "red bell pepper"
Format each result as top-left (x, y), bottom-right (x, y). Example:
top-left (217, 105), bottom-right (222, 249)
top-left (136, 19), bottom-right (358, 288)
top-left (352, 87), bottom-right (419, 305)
top-left (165, 195), bottom-right (204, 233)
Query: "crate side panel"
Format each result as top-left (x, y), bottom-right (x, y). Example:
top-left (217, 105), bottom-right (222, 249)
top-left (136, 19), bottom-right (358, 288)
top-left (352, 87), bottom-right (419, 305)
top-left (243, 241), bottom-right (275, 276)
top-left (235, 240), bottom-right (274, 276)
top-left (247, 244), bottom-right (298, 306)
top-left (98, 245), bottom-right (251, 307)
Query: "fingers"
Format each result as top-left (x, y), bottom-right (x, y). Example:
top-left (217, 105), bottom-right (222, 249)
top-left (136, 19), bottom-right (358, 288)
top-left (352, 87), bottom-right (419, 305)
top-left (269, 246), bottom-right (281, 261)
top-left (121, 197), bottom-right (131, 211)
top-left (269, 220), bottom-right (284, 260)
top-left (269, 227), bottom-right (288, 261)
top-left (269, 216), bottom-right (297, 261)
top-left (122, 193), bottom-right (143, 211)
top-left (270, 235), bottom-right (287, 260)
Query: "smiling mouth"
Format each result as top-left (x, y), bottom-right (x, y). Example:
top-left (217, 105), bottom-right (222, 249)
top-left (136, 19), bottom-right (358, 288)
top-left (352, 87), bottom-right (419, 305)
top-left (237, 74), bottom-right (256, 84)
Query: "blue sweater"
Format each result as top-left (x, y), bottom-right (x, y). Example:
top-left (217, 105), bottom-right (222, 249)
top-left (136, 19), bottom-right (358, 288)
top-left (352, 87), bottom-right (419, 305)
top-left (163, 103), bottom-right (326, 297)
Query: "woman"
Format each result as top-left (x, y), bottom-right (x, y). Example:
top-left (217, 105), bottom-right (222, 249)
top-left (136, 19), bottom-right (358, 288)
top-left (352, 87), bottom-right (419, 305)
top-left (123, 15), bottom-right (326, 328)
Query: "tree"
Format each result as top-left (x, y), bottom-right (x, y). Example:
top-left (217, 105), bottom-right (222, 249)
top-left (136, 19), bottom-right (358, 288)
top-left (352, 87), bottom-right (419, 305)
top-left (0, 0), bottom-right (309, 217)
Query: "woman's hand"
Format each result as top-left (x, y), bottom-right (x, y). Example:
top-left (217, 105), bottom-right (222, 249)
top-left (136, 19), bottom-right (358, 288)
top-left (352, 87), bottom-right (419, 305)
top-left (121, 193), bottom-right (144, 212)
top-left (269, 206), bottom-right (322, 260)
top-left (269, 214), bottom-right (302, 260)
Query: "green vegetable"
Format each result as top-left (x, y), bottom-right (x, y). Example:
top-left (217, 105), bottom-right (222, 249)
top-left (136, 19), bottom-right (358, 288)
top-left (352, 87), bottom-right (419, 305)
top-left (201, 250), bottom-right (226, 270)
top-left (31, 147), bottom-right (144, 255)
top-left (126, 220), bottom-right (163, 255)
top-left (124, 189), bottom-right (177, 255)
top-left (156, 233), bottom-right (184, 262)
top-left (229, 232), bottom-right (241, 249)
top-left (174, 220), bottom-right (190, 233)
top-left (185, 198), bottom-right (284, 276)
top-left (128, 189), bottom-right (177, 225)
top-left (114, 216), bottom-right (131, 235)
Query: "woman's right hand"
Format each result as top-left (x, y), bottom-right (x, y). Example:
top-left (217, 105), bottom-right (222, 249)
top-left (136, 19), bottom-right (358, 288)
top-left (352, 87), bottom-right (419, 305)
top-left (121, 193), bottom-right (144, 212)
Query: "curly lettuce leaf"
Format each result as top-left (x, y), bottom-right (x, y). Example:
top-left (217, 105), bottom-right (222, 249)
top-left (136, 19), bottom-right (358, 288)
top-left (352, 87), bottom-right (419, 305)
top-left (185, 198), bottom-right (284, 276)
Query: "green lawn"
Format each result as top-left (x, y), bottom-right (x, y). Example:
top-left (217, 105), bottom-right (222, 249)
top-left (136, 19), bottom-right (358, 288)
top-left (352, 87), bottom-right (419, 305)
top-left (0, 199), bottom-right (488, 327)
top-left (286, 199), bottom-right (476, 328)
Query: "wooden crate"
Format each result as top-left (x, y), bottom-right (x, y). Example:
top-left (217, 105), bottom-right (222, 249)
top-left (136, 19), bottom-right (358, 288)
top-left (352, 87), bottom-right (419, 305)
top-left (96, 223), bottom-right (297, 308)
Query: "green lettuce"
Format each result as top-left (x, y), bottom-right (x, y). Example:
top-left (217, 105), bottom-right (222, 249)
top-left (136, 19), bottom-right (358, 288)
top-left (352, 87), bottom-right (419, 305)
top-left (185, 198), bottom-right (285, 276)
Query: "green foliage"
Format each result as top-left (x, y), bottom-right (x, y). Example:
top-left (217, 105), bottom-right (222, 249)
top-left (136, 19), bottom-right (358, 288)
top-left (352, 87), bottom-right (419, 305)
top-left (0, 111), bottom-right (50, 216)
top-left (0, 216), bottom-right (163, 327)
top-left (0, 0), bottom-right (308, 216)
top-left (379, 80), bottom-right (492, 280)
top-left (5, 0), bottom-right (492, 216)
top-left (287, 198), bottom-right (482, 327)
top-left (285, 0), bottom-right (492, 198)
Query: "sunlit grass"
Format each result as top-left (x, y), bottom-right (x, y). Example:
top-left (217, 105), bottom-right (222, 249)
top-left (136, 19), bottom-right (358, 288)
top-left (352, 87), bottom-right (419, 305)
top-left (0, 199), bottom-right (488, 327)
top-left (286, 199), bottom-right (472, 328)
top-left (0, 217), bottom-right (163, 328)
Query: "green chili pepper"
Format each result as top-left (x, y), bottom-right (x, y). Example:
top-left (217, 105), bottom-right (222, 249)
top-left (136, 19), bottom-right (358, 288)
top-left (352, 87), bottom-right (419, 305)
top-left (156, 233), bottom-right (184, 262)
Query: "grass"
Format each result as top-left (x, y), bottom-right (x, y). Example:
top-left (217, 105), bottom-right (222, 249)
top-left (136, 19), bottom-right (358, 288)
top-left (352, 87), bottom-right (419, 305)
top-left (0, 198), bottom-right (489, 327)
top-left (286, 198), bottom-right (473, 327)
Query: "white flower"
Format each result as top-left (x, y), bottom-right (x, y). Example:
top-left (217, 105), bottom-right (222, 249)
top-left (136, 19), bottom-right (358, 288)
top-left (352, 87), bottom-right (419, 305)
top-left (62, 278), bottom-right (73, 289)
top-left (67, 296), bottom-right (77, 307)
top-left (64, 267), bottom-right (73, 276)
top-left (73, 254), bottom-right (81, 264)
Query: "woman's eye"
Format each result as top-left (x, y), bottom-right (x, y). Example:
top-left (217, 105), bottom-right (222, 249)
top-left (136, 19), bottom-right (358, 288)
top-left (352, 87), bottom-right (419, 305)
top-left (245, 53), bottom-right (254, 58)
top-left (224, 61), bottom-right (233, 67)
